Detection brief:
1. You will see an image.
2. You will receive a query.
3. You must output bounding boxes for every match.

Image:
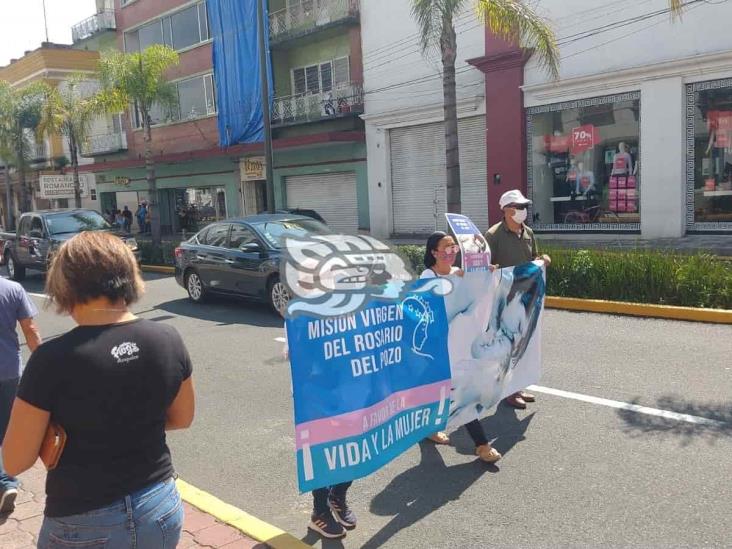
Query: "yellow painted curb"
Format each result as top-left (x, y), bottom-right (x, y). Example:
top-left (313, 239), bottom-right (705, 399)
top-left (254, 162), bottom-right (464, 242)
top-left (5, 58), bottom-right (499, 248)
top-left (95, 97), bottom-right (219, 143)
top-left (141, 265), bottom-right (175, 274)
top-left (546, 296), bottom-right (732, 324)
top-left (176, 479), bottom-right (308, 549)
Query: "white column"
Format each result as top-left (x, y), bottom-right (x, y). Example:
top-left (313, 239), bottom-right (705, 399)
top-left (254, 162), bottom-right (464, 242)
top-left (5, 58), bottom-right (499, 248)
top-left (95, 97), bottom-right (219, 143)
top-left (365, 123), bottom-right (393, 239)
top-left (639, 76), bottom-right (686, 238)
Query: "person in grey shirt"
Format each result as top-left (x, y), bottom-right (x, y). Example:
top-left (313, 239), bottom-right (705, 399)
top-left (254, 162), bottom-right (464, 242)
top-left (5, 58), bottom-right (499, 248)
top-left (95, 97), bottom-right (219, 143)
top-left (0, 277), bottom-right (41, 514)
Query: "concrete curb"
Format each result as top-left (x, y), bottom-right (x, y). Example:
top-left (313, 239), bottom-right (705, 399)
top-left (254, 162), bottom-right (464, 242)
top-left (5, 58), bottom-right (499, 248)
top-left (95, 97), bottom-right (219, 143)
top-left (177, 479), bottom-right (309, 549)
top-left (546, 296), bottom-right (732, 324)
top-left (141, 265), bottom-right (175, 274)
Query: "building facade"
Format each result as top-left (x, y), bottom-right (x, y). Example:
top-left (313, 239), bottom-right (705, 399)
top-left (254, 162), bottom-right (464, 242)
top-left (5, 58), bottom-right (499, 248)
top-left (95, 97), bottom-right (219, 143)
top-left (0, 44), bottom-right (103, 222)
top-left (362, 0), bottom-right (732, 239)
top-left (81, 0), bottom-right (367, 236)
top-left (360, 0), bottom-right (487, 239)
top-left (470, 0), bottom-right (732, 238)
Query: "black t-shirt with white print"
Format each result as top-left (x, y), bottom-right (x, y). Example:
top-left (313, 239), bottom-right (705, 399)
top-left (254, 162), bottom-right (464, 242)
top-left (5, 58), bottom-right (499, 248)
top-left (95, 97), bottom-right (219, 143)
top-left (18, 318), bottom-right (192, 517)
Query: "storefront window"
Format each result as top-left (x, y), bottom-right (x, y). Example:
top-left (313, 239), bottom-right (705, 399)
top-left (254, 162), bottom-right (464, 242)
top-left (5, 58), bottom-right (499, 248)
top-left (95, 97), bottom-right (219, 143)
top-left (175, 186), bottom-right (227, 232)
top-left (527, 93), bottom-right (641, 230)
top-left (689, 81), bottom-right (732, 227)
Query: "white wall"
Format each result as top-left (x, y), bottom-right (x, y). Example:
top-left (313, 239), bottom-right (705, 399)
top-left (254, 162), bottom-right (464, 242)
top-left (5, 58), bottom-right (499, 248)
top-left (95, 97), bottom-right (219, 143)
top-left (361, 0), bottom-right (486, 238)
top-left (525, 0), bottom-right (732, 87)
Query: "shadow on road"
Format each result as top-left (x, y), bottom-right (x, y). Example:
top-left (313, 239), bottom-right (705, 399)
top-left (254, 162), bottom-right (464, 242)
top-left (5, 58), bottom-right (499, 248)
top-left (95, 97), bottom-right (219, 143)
top-left (154, 297), bottom-right (282, 328)
top-left (360, 404), bottom-right (535, 549)
top-left (300, 531), bottom-right (345, 549)
top-left (618, 396), bottom-right (732, 444)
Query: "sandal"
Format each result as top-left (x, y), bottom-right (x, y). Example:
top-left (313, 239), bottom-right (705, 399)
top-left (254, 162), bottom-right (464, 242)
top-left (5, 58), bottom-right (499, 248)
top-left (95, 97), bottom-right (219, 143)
top-left (475, 444), bottom-right (502, 463)
top-left (427, 432), bottom-right (450, 445)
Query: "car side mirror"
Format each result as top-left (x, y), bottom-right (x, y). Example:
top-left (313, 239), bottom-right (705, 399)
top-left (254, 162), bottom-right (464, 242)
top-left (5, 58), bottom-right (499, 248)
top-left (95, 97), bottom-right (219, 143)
top-left (240, 242), bottom-right (263, 253)
top-left (30, 230), bottom-right (43, 239)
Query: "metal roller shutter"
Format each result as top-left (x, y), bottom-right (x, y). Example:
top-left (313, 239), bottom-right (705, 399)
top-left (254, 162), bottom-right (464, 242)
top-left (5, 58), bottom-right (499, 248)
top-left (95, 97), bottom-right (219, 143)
top-left (390, 115), bottom-right (488, 235)
top-left (285, 172), bottom-right (359, 234)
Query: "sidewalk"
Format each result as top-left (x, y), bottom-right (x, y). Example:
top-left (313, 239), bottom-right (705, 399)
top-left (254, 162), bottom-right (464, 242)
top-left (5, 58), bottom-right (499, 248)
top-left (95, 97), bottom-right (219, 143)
top-left (0, 463), bottom-right (267, 549)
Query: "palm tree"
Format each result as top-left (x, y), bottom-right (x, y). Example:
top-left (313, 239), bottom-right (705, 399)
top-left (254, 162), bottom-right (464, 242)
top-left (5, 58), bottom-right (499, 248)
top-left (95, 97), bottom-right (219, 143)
top-left (0, 80), bottom-right (47, 215)
top-left (412, 0), bottom-right (685, 215)
top-left (97, 45), bottom-right (180, 246)
top-left (38, 76), bottom-right (100, 208)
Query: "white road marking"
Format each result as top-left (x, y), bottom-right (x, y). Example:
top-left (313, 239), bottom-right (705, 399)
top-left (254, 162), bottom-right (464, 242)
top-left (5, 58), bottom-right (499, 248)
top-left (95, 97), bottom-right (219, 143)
top-left (274, 337), bottom-right (286, 343)
top-left (527, 385), bottom-right (726, 428)
top-left (28, 292), bottom-right (49, 299)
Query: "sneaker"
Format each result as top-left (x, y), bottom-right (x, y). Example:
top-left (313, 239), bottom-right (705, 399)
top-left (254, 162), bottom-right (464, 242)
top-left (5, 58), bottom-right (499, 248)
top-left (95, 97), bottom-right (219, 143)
top-left (475, 444), bottom-right (502, 464)
top-left (0, 488), bottom-right (18, 514)
top-left (308, 511), bottom-right (346, 539)
top-left (329, 495), bottom-right (357, 530)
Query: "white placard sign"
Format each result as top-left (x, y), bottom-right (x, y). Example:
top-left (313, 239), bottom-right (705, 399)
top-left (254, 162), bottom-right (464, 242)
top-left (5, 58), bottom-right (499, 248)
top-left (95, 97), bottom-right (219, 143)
top-left (39, 174), bottom-right (95, 199)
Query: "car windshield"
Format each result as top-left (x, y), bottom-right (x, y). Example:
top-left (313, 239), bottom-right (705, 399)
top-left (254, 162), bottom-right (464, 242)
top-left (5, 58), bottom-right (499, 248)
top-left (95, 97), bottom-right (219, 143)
top-left (253, 218), bottom-right (332, 248)
top-left (46, 211), bottom-right (112, 235)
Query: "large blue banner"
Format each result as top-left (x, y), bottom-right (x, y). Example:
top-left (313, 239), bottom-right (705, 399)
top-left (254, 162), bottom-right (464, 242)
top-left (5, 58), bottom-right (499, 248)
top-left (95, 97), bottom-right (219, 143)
top-left (286, 284), bottom-right (452, 493)
top-left (208, 0), bottom-right (273, 146)
top-left (283, 232), bottom-right (545, 492)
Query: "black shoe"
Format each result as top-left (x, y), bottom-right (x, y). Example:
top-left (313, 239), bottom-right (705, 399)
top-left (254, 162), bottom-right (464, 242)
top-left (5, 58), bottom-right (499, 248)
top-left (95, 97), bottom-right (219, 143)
top-left (329, 495), bottom-right (357, 530)
top-left (308, 511), bottom-right (346, 539)
top-left (0, 488), bottom-right (18, 514)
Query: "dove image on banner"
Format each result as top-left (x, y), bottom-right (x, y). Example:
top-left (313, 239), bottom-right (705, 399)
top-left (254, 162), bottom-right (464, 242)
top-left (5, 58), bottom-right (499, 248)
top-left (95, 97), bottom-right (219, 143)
top-left (445, 213), bottom-right (491, 273)
top-left (286, 283), bottom-right (452, 493)
top-left (444, 261), bottom-right (546, 428)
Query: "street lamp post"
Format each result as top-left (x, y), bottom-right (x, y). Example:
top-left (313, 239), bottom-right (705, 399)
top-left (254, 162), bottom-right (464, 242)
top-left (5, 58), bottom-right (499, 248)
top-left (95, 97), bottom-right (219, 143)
top-left (256, 0), bottom-right (275, 213)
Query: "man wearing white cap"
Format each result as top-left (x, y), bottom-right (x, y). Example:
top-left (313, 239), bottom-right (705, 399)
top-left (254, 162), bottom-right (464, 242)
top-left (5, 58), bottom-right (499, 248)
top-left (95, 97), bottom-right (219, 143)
top-left (485, 189), bottom-right (551, 409)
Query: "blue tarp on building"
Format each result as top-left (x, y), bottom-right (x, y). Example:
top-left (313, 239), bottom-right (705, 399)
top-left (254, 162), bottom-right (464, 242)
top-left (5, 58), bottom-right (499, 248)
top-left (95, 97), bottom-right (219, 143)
top-left (208, 0), bottom-right (273, 146)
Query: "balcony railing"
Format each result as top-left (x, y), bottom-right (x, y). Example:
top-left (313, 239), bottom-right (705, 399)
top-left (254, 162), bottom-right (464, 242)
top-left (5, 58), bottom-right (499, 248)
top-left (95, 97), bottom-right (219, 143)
top-left (269, 0), bottom-right (359, 43)
top-left (72, 10), bottom-right (116, 43)
top-left (31, 142), bottom-right (49, 162)
top-left (272, 82), bottom-right (363, 127)
top-left (81, 131), bottom-right (128, 157)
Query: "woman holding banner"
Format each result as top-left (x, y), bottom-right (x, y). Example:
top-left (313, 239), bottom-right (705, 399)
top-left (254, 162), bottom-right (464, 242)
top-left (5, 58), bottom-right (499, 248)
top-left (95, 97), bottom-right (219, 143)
top-left (419, 232), bottom-right (501, 464)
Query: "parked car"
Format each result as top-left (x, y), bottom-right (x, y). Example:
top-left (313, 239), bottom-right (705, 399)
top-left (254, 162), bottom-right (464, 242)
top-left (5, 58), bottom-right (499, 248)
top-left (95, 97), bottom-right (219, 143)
top-left (175, 214), bottom-right (332, 313)
top-left (274, 208), bottom-right (327, 224)
top-left (3, 209), bottom-right (141, 281)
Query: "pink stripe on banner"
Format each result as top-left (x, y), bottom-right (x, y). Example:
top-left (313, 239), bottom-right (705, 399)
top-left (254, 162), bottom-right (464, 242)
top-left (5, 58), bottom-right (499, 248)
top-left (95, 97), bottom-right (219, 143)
top-left (295, 380), bottom-right (451, 449)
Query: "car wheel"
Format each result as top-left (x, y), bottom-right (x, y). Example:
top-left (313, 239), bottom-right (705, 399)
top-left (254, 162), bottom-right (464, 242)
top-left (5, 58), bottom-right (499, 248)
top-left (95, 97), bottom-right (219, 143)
top-left (269, 276), bottom-right (291, 316)
top-left (185, 270), bottom-right (206, 303)
top-left (6, 254), bottom-right (25, 282)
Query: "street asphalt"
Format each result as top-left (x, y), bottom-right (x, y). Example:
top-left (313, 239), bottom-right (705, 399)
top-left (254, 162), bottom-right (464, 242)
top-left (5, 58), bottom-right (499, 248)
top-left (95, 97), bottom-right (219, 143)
top-left (10, 271), bottom-right (732, 549)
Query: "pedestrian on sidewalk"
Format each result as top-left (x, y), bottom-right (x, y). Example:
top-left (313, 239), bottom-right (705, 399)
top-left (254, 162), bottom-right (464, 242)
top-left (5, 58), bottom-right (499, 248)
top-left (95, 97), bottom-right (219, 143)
top-left (2, 231), bottom-right (195, 548)
top-left (0, 277), bottom-right (42, 514)
top-left (419, 231), bottom-right (502, 464)
top-left (485, 189), bottom-right (551, 410)
top-left (137, 201), bottom-right (148, 234)
top-left (122, 206), bottom-right (133, 233)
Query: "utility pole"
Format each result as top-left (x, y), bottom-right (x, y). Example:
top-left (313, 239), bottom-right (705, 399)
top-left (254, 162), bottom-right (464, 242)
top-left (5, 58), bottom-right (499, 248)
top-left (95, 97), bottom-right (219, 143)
top-left (4, 161), bottom-right (12, 230)
top-left (256, 0), bottom-right (275, 213)
top-left (42, 0), bottom-right (50, 42)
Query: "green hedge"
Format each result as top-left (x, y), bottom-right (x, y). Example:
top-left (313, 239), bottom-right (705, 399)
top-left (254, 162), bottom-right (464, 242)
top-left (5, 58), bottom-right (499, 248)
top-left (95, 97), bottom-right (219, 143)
top-left (137, 239), bottom-right (731, 309)
top-left (394, 245), bottom-right (731, 309)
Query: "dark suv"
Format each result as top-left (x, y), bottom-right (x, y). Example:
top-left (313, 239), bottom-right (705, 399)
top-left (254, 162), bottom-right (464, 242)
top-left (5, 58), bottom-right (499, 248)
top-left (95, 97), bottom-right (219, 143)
top-left (3, 209), bottom-right (140, 281)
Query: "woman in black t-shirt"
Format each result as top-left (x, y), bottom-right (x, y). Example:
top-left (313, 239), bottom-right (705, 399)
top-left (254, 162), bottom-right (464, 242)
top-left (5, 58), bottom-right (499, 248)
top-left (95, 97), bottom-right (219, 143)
top-left (2, 231), bottom-right (195, 548)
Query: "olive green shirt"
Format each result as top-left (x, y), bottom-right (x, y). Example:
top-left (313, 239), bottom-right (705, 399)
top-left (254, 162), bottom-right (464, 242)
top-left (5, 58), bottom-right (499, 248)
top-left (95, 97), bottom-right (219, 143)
top-left (485, 221), bottom-right (539, 268)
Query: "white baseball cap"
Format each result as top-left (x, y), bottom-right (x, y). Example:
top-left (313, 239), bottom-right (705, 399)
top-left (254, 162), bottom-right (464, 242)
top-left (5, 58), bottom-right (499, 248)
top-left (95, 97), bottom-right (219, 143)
top-left (499, 189), bottom-right (532, 209)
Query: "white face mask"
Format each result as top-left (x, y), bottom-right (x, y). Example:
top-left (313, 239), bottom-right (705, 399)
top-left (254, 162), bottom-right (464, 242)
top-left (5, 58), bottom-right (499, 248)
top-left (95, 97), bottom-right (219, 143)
top-left (512, 208), bottom-right (528, 224)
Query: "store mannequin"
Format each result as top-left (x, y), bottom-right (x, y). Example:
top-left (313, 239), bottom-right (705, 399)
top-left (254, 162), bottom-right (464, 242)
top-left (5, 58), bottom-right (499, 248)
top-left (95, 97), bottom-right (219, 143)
top-left (612, 142), bottom-right (634, 176)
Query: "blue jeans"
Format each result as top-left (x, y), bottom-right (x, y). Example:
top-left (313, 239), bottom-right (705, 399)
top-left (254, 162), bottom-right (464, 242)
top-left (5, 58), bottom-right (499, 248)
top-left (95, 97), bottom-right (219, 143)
top-left (38, 478), bottom-right (183, 549)
top-left (0, 377), bottom-right (19, 492)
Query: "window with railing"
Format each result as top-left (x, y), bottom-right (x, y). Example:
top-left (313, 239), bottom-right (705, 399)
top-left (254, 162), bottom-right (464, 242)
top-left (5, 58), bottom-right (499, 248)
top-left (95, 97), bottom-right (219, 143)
top-left (132, 73), bottom-right (216, 128)
top-left (124, 1), bottom-right (209, 53)
top-left (292, 57), bottom-right (349, 96)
